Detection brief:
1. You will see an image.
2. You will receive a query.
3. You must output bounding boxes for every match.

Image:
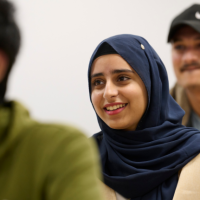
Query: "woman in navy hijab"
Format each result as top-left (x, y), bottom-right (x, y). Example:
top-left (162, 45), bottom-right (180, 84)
top-left (88, 34), bottom-right (200, 200)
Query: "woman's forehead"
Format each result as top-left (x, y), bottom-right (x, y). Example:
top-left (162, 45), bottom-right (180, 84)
top-left (90, 54), bottom-right (133, 75)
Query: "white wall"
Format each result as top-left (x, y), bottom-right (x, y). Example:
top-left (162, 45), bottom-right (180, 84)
top-left (7, 0), bottom-right (194, 136)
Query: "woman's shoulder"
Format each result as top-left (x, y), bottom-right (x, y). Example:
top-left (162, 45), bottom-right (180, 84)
top-left (99, 181), bottom-right (129, 200)
top-left (92, 131), bottom-right (103, 145)
top-left (173, 153), bottom-right (200, 200)
top-left (93, 131), bottom-right (103, 139)
top-left (98, 181), bottom-right (116, 200)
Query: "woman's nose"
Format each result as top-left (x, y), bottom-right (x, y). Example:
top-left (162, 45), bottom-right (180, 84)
top-left (103, 81), bottom-right (118, 100)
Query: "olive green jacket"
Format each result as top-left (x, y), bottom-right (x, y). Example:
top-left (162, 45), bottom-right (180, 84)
top-left (0, 101), bottom-right (103, 200)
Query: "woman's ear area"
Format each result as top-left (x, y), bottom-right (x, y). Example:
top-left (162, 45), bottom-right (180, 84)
top-left (0, 50), bottom-right (9, 82)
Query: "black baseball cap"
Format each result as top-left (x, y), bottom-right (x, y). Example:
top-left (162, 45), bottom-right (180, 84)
top-left (167, 4), bottom-right (200, 42)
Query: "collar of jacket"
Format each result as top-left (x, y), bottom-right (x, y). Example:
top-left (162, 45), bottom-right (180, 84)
top-left (170, 83), bottom-right (191, 126)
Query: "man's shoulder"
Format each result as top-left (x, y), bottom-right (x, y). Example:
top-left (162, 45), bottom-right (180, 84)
top-left (22, 120), bottom-right (89, 151)
top-left (29, 121), bottom-right (85, 138)
top-left (14, 108), bottom-right (94, 172)
top-left (169, 83), bottom-right (191, 126)
top-left (169, 83), bottom-right (188, 102)
top-left (169, 83), bottom-right (178, 99)
top-left (9, 100), bottom-right (89, 151)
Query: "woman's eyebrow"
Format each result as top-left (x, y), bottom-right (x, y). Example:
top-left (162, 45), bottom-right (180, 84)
top-left (91, 69), bottom-right (134, 78)
top-left (112, 69), bottom-right (134, 74)
top-left (91, 72), bottom-right (104, 78)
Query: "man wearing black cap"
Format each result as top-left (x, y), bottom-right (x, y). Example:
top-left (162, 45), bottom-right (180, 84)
top-left (0, 1), bottom-right (104, 200)
top-left (168, 4), bottom-right (200, 130)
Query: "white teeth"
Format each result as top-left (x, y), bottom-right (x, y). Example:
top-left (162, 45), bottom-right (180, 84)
top-left (105, 104), bottom-right (126, 111)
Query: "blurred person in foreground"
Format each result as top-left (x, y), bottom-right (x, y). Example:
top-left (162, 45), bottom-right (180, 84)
top-left (168, 4), bottom-right (200, 130)
top-left (0, 1), bottom-right (104, 200)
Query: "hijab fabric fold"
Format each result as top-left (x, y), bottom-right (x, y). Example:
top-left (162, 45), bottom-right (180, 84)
top-left (88, 34), bottom-right (200, 200)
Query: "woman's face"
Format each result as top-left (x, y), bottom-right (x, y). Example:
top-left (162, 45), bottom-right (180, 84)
top-left (91, 54), bottom-right (148, 131)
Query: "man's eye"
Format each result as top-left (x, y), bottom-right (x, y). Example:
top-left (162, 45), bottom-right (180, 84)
top-left (93, 80), bottom-right (104, 86)
top-left (118, 76), bottom-right (129, 81)
top-left (196, 43), bottom-right (200, 48)
top-left (174, 45), bottom-right (185, 50)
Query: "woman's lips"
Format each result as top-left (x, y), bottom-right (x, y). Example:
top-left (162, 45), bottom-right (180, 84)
top-left (104, 104), bottom-right (127, 115)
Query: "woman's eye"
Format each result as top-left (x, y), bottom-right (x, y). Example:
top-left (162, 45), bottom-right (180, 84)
top-left (93, 80), bottom-right (104, 86)
top-left (118, 76), bottom-right (129, 81)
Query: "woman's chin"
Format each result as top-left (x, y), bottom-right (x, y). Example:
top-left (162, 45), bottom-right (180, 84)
top-left (107, 122), bottom-right (132, 130)
top-left (105, 120), bottom-right (137, 131)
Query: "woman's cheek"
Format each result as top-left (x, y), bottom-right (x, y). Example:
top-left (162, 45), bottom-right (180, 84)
top-left (91, 90), bottom-right (103, 113)
top-left (122, 84), bottom-right (140, 99)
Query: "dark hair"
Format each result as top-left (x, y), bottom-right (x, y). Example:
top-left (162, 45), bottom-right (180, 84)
top-left (0, 0), bottom-right (21, 101)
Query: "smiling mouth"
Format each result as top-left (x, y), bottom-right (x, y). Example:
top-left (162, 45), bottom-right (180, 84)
top-left (104, 104), bottom-right (127, 115)
top-left (104, 103), bottom-right (126, 111)
top-left (181, 65), bottom-right (200, 72)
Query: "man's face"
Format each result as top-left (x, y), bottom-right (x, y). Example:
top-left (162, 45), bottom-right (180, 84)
top-left (171, 26), bottom-right (200, 89)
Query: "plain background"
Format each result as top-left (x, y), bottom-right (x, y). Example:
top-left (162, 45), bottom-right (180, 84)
top-left (6, 0), bottom-right (195, 136)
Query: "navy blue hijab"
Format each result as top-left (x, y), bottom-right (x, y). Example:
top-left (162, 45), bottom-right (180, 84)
top-left (88, 34), bottom-right (200, 200)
